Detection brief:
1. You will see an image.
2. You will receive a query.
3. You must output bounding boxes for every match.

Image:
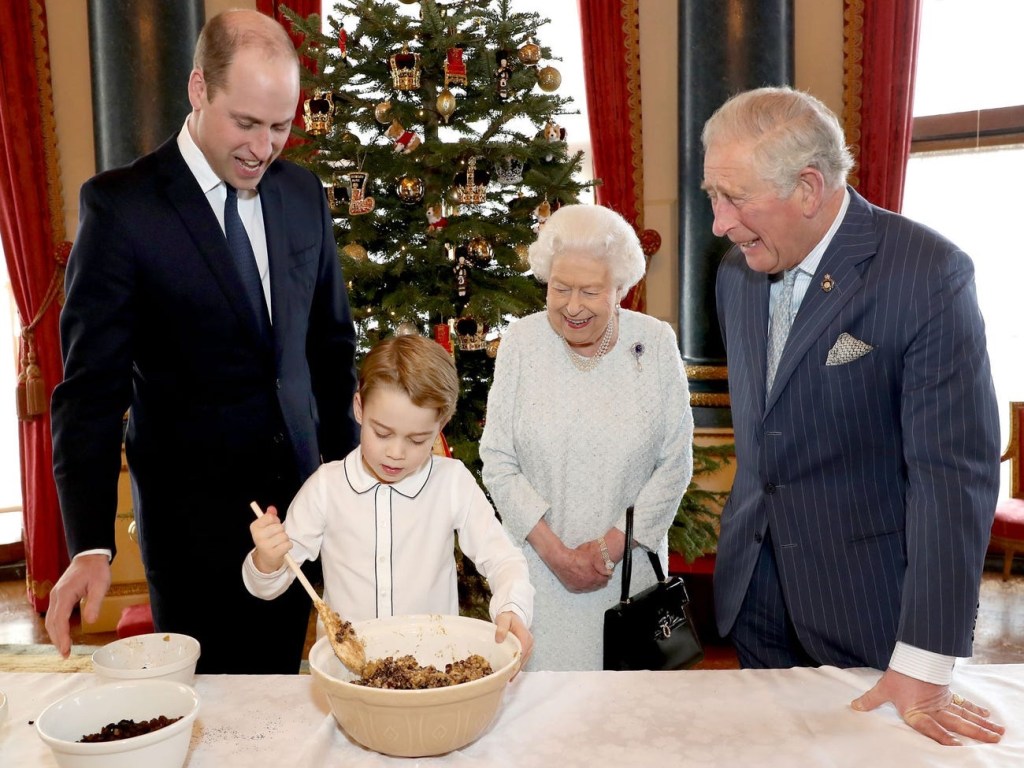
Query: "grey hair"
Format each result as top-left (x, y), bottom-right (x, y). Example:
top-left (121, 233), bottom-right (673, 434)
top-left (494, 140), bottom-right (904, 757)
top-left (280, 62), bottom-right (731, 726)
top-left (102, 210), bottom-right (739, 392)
top-left (528, 204), bottom-right (646, 291)
top-left (701, 86), bottom-right (854, 195)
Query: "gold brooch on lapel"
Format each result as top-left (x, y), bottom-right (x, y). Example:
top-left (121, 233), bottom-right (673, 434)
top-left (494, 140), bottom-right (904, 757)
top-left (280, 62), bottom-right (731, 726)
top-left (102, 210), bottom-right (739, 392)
top-left (821, 274), bottom-right (835, 293)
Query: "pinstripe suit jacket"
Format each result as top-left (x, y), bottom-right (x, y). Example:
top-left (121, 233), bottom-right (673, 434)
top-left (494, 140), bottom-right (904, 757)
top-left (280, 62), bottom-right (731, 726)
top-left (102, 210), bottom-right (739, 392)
top-left (713, 188), bottom-right (1000, 668)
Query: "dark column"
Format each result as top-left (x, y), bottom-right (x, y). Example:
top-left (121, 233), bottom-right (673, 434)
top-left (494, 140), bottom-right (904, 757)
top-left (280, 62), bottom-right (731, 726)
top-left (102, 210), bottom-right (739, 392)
top-left (678, 0), bottom-right (793, 427)
top-left (88, 0), bottom-right (204, 172)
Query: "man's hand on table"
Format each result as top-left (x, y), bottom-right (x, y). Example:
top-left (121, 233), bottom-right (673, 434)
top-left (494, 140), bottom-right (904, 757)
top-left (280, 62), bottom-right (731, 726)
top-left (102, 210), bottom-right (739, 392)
top-left (851, 667), bottom-right (1005, 745)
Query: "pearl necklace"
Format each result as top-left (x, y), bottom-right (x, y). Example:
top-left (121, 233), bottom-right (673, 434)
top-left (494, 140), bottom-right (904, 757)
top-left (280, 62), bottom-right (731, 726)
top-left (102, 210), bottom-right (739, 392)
top-left (563, 317), bottom-right (615, 372)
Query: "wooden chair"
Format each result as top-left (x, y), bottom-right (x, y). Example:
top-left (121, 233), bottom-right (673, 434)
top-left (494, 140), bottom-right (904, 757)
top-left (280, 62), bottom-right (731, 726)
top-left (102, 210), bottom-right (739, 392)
top-left (991, 402), bottom-right (1024, 580)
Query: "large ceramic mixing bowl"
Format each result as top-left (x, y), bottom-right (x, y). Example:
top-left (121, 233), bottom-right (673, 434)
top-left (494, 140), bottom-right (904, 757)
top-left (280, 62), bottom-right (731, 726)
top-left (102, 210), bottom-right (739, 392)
top-left (309, 613), bottom-right (521, 757)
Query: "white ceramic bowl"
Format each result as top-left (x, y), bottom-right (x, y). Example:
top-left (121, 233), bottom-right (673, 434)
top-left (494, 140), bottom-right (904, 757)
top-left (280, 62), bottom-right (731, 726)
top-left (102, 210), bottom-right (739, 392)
top-left (35, 679), bottom-right (199, 768)
top-left (309, 614), bottom-right (522, 758)
top-left (92, 633), bottom-right (200, 684)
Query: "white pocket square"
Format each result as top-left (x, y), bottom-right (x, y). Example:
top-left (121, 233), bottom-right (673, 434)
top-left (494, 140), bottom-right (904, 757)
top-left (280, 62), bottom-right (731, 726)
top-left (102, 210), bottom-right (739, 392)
top-left (826, 332), bottom-right (874, 366)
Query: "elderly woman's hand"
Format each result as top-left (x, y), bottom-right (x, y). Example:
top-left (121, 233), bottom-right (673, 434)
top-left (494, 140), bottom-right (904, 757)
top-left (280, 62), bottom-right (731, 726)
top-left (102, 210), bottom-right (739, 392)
top-left (551, 543), bottom-right (612, 593)
top-left (526, 519), bottom-right (613, 593)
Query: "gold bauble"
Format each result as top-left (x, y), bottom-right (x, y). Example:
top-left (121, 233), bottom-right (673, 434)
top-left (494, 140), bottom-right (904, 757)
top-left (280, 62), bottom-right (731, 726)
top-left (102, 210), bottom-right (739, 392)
top-left (537, 65), bottom-right (561, 92)
top-left (518, 41), bottom-right (541, 66)
top-left (342, 243), bottom-right (368, 261)
top-left (486, 338), bottom-right (501, 358)
top-left (467, 236), bottom-right (493, 265)
top-left (395, 321), bottom-right (419, 336)
top-left (374, 100), bottom-right (393, 124)
top-left (436, 88), bottom-right (457, 124)
top-left (397, 175), bottom-right (425, 204)
top-left (514, 243), bottom-right (530, 271)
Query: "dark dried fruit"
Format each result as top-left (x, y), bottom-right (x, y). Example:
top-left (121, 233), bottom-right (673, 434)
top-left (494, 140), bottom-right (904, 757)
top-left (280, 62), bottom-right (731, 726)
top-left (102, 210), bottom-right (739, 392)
top-left (79, 715), bottom-right (182, 742)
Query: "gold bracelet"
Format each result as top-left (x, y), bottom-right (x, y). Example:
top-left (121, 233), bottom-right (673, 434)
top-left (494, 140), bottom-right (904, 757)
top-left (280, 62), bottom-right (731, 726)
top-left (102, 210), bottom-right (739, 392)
top-left (598, 536), bottom-right (614, 572)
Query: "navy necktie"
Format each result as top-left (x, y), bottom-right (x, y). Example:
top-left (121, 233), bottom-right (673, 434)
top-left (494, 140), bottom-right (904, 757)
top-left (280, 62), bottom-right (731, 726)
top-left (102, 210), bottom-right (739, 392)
top-left (224, 184), bottom-right (269, 335)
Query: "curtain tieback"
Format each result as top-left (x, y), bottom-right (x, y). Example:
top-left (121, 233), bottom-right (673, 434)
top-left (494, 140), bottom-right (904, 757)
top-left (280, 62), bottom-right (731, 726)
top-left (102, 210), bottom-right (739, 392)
top-left (17, 240), bottom-right (70, 421)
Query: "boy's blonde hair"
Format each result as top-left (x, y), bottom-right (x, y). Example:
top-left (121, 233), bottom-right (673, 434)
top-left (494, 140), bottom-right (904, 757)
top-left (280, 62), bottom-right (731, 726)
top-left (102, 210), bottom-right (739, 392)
top-left (358, 335), bottom-right (459, 424)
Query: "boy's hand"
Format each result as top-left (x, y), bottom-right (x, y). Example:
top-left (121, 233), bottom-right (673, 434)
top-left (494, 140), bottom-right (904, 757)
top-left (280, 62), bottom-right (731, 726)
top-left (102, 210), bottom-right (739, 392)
top-left (249, 505), bottom-right (292, 574)
top-left (495, 611), bottom-right (533, 679)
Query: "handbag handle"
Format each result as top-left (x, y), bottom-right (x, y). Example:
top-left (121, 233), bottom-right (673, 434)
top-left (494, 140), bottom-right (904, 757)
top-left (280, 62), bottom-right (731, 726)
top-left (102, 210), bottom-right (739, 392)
top-left (618, 506), bottom-right (667, 604)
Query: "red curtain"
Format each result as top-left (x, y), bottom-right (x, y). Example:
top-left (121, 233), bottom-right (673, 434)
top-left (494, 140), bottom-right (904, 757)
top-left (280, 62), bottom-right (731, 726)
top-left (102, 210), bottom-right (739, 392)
top-left (578, 0), bottom-right (649, 312)
top-left (842, 0), bottom-right (922, 212)
top-left (0, 0), bottom-right (70, 612)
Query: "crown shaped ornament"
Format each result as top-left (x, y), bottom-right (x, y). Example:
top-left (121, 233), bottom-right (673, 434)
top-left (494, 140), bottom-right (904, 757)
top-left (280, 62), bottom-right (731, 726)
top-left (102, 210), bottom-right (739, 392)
top-left (452, 157), bottom-right (490, 205)
top-left (303, 90), bottom-right (335, 136)
top-left (389, 45), bottom-right (421, 90)
top-left (444, 47), bottom-right (468, 87)
top-left (494, 156), bottom-right (525, 185)
top-left (455, 316), bottom-right (488, 351)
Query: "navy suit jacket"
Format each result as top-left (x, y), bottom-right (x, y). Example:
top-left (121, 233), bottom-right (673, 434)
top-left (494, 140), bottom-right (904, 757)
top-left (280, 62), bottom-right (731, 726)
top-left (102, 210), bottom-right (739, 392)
top-left (713, 188), bottom-right (1000, 668)
top-left (52, 136), bottom-right (359, 576)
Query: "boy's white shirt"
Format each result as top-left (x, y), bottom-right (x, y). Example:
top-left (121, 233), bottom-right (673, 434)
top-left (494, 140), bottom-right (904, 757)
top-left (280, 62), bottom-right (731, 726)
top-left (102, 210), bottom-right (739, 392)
top-left (242, 446), bottom-right (534, 635)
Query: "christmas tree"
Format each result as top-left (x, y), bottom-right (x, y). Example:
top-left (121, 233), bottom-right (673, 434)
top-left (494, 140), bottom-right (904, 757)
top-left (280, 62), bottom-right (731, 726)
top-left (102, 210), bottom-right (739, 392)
top-left (281, 0), bottom-right (593, 474)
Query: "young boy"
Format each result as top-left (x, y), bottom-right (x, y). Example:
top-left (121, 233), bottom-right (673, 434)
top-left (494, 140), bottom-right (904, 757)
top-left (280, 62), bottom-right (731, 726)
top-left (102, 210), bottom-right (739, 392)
top-left (243, 334), bottom-right (534, 660)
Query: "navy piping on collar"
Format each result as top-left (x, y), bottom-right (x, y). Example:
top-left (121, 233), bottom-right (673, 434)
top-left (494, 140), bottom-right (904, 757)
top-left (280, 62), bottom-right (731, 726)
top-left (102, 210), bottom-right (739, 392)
top-left (343, 451), bottom-right (436, 499)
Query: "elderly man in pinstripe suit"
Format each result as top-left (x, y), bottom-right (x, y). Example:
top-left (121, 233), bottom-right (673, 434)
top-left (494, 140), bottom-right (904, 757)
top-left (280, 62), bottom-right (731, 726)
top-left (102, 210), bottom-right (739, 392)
top-left (702, 87), bottom-right (1004, 745)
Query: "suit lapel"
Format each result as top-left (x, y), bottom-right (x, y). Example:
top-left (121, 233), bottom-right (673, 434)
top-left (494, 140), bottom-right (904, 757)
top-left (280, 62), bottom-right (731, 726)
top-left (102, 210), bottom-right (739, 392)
top-left (744, 266), bottom-right (771, 414)
top-left (157, 140), bottom-right (271, 346)
top-left (260, 172), bottom-right (291, 364)
top-left (765, 189), bottom-right (878, 412)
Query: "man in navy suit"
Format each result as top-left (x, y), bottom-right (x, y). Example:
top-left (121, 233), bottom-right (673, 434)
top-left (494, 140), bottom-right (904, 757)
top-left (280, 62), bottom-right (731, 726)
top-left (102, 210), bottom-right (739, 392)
top-left (45, 10), bottom-right (359, 673)
top-left (703, 87), bottom-right (1004, 744)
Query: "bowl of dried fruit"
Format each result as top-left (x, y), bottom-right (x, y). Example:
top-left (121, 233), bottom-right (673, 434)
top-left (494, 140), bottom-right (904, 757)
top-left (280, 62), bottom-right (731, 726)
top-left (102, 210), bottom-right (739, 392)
top-left (35, 679), bottom-right (199, 768)
top-left (308, 613), bottom-right (522, 757)
top-left (92, 632), bottom-right (200, 685)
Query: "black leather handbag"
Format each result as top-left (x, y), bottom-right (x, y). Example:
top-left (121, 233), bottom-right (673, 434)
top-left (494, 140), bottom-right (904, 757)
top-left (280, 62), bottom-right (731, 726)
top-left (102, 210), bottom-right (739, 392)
top-left (603, 506), bottom-right (704, 671)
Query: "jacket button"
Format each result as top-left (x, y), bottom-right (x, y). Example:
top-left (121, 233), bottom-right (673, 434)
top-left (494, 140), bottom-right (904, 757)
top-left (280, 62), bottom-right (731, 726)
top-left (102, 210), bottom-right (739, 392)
top-left (273, 433), bottom-right (285, 445)
top-left (764, 483), bottom-right (776, 494)
top-left (754, 532), bottom-right (763, 543)
top-left (275, 378), bottom-right (282, 390)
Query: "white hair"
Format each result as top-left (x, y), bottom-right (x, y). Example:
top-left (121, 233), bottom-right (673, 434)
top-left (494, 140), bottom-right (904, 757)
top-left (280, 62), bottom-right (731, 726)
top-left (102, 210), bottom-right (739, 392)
top-left (528, 204), bottom-right (646, 291)
top-left (702, 86), bottom-right (854, 195)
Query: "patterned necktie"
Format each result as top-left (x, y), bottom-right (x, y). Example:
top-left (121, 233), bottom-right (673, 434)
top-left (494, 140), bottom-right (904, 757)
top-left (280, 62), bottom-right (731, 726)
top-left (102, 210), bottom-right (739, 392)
top-left (224, 184), bottom-right (269, 335)
top-left (765, 269), bottom-right (797, 398)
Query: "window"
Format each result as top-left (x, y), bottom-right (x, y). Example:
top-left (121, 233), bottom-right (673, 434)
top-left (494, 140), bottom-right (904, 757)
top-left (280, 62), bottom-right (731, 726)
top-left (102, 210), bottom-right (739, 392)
top-left (902, 0), bottom-right (1024, 496)
top-left (0, 240), bottom-right (23, 513)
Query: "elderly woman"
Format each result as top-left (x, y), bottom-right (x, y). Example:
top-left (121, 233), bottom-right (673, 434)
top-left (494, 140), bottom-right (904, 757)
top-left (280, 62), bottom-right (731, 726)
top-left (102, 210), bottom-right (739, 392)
top-left (480, 204), bottom-right (694, 670)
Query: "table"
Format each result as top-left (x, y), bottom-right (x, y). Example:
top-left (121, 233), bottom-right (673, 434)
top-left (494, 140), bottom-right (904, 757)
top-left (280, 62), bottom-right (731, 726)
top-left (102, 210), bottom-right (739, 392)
top-left (2, 665), bottom-right (1022, 766)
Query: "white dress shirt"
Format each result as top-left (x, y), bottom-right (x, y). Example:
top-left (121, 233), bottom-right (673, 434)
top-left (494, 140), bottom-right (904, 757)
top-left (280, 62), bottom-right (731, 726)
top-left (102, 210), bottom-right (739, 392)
top-left (242, 447), bottom-right (534, 636)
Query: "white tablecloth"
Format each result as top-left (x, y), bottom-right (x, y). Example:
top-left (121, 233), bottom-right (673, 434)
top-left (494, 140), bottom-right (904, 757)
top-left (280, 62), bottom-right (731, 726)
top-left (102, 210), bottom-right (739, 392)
top-left (2, 665), bottom-right (1022, 767)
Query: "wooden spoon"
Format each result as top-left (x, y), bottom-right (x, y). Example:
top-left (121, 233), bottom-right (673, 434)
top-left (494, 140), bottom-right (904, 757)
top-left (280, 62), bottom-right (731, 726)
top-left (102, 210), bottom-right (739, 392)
top-left (249, 501), bottom-right (366, 675)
